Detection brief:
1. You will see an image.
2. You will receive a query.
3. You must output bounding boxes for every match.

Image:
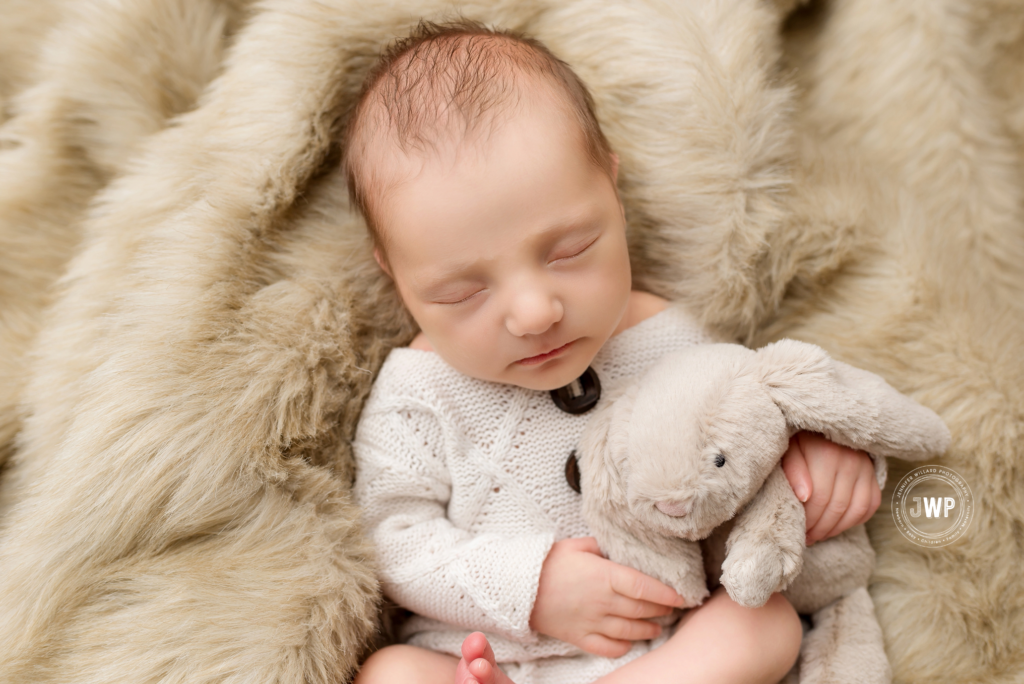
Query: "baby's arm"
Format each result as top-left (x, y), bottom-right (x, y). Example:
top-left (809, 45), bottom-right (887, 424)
top-left (781, 432), bottom-right (883, 545)
top-left (353, 405), bottom-right (554, 642)
top-left (354, 402), bottom-right (686, 656)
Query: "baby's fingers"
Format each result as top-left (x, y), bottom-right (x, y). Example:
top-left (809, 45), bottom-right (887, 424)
top-left (781, 434), bottom-right (812, 503)
top-left (822, 466), bottom-right (879, 541)
top-left (609, 565), bottom-right (685, 608)
top-left (806, 459), bottom-right (865, 544)
top-left (599, 616), bottom-right (663, 643)
top-left (578, 633), bottom-right (634, 659)
top-left (609, 594), bottom-right (674, 620)
top-left (857, 473), bottom-right (883, 527)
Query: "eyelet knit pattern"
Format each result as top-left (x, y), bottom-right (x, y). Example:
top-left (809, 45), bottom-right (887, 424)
top-left (352, 305), bottom-right (715, 679)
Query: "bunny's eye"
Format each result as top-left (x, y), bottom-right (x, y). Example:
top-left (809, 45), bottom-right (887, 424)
top-left (714, 453), bottom-right (726, 468)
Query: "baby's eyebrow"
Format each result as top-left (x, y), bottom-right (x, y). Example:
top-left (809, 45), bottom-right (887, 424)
top-left (419, 262), bottom-right (479, 294)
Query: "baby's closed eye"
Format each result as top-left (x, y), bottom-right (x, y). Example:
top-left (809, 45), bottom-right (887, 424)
top-left (548, 234), bottom-right (599, 263)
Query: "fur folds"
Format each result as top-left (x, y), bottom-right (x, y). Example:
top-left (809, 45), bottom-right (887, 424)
top-left (0, 0), bottom-right (244, 508)
top-left (0, 0), bottom-right (1022, 682)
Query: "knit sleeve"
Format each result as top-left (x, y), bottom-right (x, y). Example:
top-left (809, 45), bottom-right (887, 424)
top-left (353, 403), bottom-right (555, 643)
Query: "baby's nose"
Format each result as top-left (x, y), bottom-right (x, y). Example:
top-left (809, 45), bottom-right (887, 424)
top-left (505, 289), bottom-right (564, 337)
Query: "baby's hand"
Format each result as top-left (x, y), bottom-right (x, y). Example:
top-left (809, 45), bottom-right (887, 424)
top-left (529, 537), bottom-right (687, 658)
top-left (781, 431), bottom-right (881, 546)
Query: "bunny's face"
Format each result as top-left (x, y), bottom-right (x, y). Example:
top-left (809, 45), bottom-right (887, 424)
top-left (618, 345), bottom-right (791, 540)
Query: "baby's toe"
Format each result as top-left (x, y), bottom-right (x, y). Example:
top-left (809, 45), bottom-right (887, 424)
top-left (454, 656), bottom-right (481, 684)
top-left (460, 632), bottom-right (490, 664)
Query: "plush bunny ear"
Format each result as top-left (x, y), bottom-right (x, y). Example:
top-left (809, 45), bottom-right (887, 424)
top-left (751, 339), bottom-right (952, 462)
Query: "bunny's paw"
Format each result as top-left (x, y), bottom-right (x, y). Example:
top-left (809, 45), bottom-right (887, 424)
top-left (670, 567), bottom-right (712, 608)
top-left (720, 538), bottom-right (803, 608)
top-left (627, 544), bottom-right (710, 607)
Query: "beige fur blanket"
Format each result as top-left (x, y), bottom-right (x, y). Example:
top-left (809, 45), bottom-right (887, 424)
top-left (1, 1), bottom-right (1022, 682)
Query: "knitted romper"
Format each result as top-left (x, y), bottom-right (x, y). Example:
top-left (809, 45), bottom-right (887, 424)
top-left (353, 305), bottom-right (715, 683)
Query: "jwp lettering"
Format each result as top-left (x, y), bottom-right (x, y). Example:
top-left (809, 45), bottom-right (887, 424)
top-left (909, 497), bottom-right (956, 518)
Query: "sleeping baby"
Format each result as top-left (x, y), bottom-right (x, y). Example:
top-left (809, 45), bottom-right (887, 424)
top-left (346, 19), bottom-right (882, 684)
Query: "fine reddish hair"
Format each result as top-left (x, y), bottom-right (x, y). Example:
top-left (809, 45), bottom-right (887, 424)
top-left (341, 19), bottom-right (616, 260)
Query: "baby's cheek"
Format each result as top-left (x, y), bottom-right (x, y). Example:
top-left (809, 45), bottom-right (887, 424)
top-left (450, 328), bottom-right (502, 375)
top-left (581, 256), bottom-right (630, 322)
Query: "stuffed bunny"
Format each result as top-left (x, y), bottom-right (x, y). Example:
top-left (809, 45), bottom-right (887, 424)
top-left (577, 339), bottom-right (951, 683)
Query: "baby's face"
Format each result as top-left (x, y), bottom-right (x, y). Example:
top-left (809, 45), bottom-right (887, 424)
top-left (376, 89), bottom-right (631, 391)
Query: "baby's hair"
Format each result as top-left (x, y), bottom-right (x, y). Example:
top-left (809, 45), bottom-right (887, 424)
top-left (342, 18), bottom-right (615, 262)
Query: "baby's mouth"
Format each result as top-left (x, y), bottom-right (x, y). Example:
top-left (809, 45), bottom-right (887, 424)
top-left (516, 340), bottom-right (574, 366)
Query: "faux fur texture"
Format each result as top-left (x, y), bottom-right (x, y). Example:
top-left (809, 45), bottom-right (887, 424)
top-left (767, 3), bottom-right (1024, 682)
top-left (0, 0), bottom-right (64, 120)
top-left (0, 1), bottom-right (1021, 683)
top-left (0, 0), bottom-right (247, 506)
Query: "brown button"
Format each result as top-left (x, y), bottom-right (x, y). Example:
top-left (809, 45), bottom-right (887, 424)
top-left (550, 366), bottom-right (601, 414)
top-left (565, 450), bottom-right (582, 493)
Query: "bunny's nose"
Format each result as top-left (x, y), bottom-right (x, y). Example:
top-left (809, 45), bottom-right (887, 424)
top-left (656, 499), bottom-right (691, 517)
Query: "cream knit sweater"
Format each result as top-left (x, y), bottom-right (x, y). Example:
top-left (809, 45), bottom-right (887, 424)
top-left (353, 305), bottom-right (715, 674)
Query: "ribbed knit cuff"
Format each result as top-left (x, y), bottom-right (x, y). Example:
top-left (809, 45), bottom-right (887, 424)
top-left (478, 531), bottom-right (556, 643)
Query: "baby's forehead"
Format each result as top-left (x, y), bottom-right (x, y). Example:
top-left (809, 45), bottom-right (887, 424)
top-left (364, 79), bottom-right (573, 167)
top-left (356, 69), bottom-right (589, 227)
top-left (363, 89), bottom-right (592, 257)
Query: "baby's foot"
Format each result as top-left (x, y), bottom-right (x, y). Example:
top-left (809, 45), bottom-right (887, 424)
top-left (454, 632), bottom-right (516, 684)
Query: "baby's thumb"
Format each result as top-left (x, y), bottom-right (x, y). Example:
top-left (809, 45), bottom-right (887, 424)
top-left (781, 437), bottom-right (811, 502)
top-left (565, 536), bottom-right (603, 556)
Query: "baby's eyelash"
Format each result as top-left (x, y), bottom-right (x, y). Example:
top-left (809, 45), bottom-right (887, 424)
top-left (438, 290), bottom-right (483, 305)
top-left (552, 236), bottom-right (598, 263)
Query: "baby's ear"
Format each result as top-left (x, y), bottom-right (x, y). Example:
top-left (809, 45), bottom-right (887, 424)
top-left (752, 339), bottom-right (951, 461)
top-left (373, 247), bottom-right (392, 278)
